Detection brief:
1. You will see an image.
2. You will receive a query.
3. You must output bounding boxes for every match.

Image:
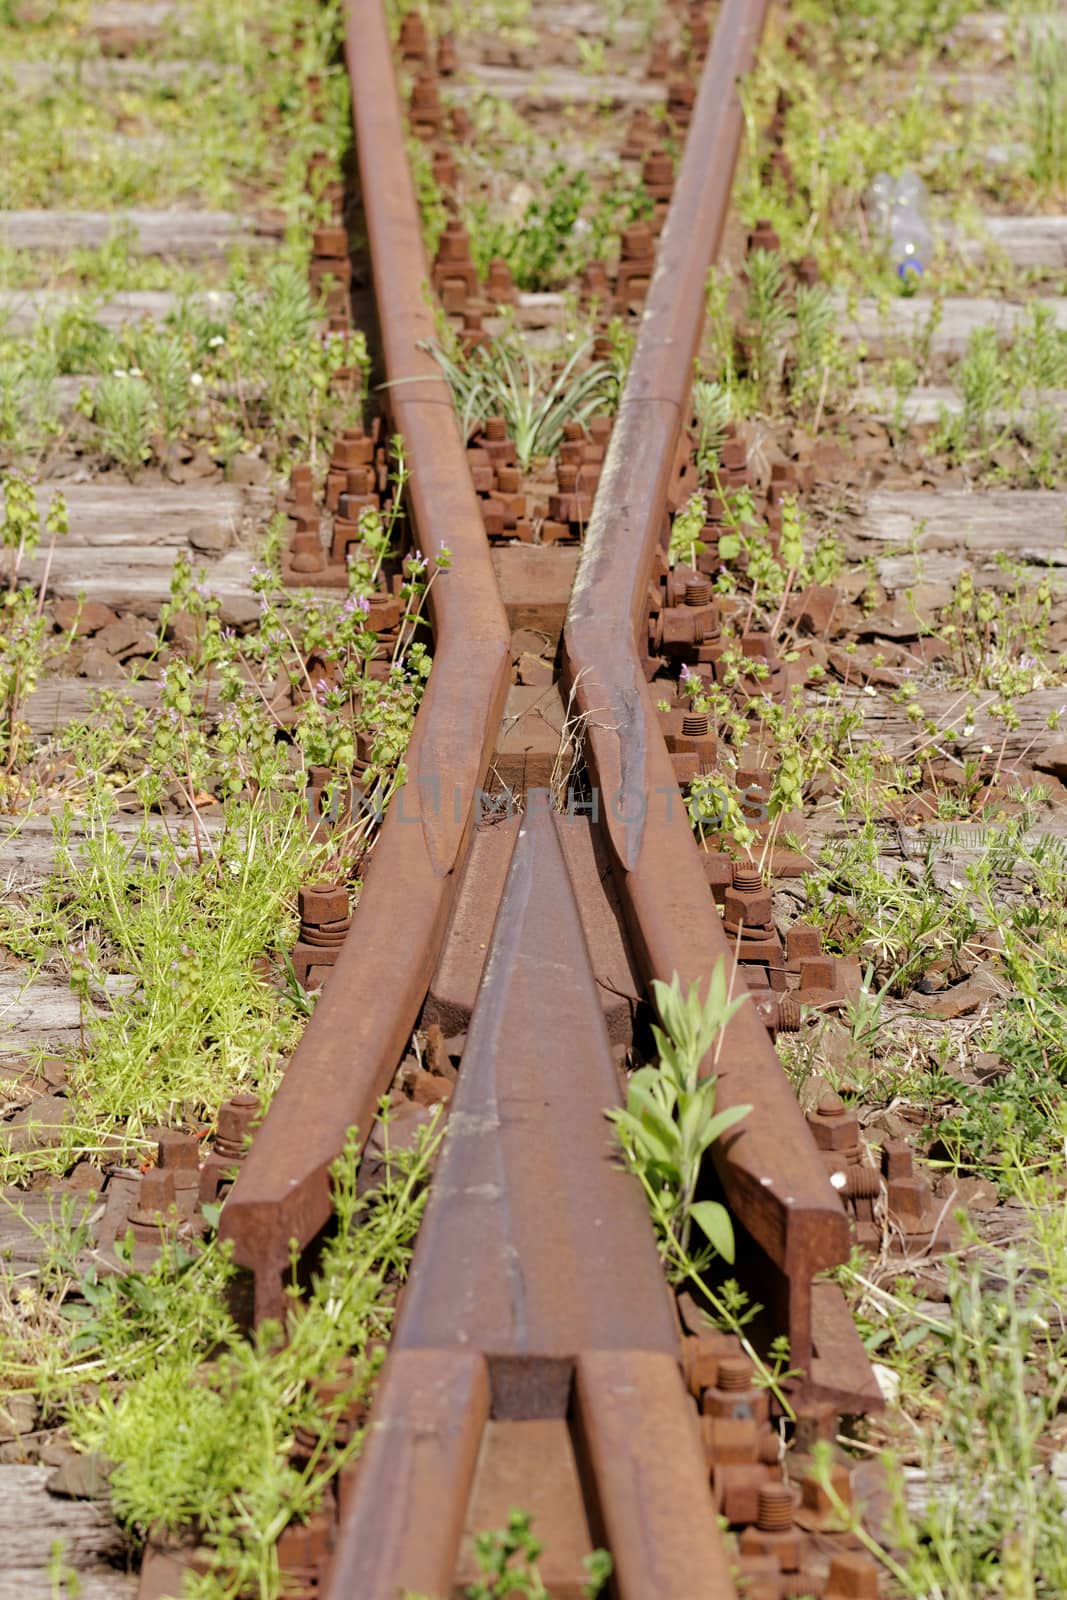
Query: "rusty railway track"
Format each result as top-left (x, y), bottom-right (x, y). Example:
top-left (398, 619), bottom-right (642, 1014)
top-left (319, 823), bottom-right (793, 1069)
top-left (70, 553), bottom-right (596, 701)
top-left (218, 1), bottom-right (885, 1594)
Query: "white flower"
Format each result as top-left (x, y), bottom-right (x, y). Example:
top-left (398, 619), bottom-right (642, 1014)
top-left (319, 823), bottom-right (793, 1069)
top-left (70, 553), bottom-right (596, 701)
top-left (963, 724), bottom-right (974, 737)
top-left (209, 335), bottom-right (225, 348)
top-left (190, 373), bottom-right (204, 387)
top-left (129, 366), bottom-right (142, 377)
top-left (112, 368), bottom-right (127, 378)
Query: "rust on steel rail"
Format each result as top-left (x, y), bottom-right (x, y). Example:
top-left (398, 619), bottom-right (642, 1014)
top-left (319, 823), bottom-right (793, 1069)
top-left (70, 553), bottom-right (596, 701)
top-left (563, 0), bottom-right (851, 1391)
top-left (326, 796), bottom-right (738, 1599)
top-left (219, 0), bottom-right (511, 1322)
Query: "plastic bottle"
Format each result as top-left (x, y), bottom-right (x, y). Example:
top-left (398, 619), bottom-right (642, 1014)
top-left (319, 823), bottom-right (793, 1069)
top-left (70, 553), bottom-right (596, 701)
top-left (865, 171), bottom-right (933, 286)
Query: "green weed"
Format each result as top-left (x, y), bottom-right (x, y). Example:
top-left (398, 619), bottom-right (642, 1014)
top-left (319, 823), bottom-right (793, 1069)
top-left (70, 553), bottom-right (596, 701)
top-left (427, 335), bottom-right (615, 471)
top-left (459, 1510), bottom-right (612, 1600)
top-left (609, 965), bottom-right (749, 1262)
top-left (71, 1125), bottom-right (441, 1599)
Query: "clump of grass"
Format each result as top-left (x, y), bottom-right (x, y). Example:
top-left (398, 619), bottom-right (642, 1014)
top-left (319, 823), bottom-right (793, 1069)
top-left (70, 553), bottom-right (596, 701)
top-left (91, 373), bottom-right (154, 476)
top-left (1025, 11), bottom-right (1067, 195)
top-left (839, 1254), bottom-right (1067, 1598)
top-left (426, 334), bottom-right (616, 471)
top-left (0, 788), bottom-right (324, 1136)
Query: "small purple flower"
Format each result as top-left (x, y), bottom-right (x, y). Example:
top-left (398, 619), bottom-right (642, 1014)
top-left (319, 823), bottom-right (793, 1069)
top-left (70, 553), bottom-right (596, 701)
top-left (680, 663), bottom-right (692, 682)
top-left (313, 677), bottom-right (331, 706)
top-left (343, 593), bottom-right (371, 618)
top-left (404, 550), bottom-right (427, 574)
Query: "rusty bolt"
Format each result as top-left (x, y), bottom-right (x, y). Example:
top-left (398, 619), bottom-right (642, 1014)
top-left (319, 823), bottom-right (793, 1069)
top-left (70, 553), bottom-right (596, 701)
top-left (485, 257), bottom-right (516, 300)
top-left (799, 1459), bottom-right (853, 1523)
top-left (299, 883), bottom-right (349, 928)
top-left (215, 1093), bottom-right (259, 1159)
top-left (724, 864), bottom-right (773, 932)
top-left (288, 528), bottom-right (326, 574)
top-left (156, 1131), bottom-right (200, 1171)
top-left (620, 222), bottom-right (654, 261)
top-left (806, 1093), bottom-right (859, 1152)
top-left (825, 1551), bottom-right (880, 1599)
top-left (398, 11), bottom-right (428, 59)
top-left (135, 1167), bottom-right (176, 1218)
top-left (642, 148), bottom-right (674, 188)
top-left (435, 218), bottom-right (472, 264)
top-left (845, 1164), bottom-right (880, 1199)
top-left (713, 1461), bottom-right (775, 1525)
top-left (312, 225), bottom-right (347, 258)
top-left (755, 1482), bottom-right (794, 1531)
top-left (289, 462), bottom-right (314, 498)
top-left (882, 1139), bottom-right (913, 1181)
top-left (701, 1415), bottom-right (759, 1464)
top-left (796, 254), bottom-right (820, 286)
top-left (436, 32), bottom-right (457, 74)
top-left (777, 993), bottom-right (802, 1031)
top-left (432, 149), bottom-right (457, 189)
top-left (409, 72), bottom-right (440, 114)
top-left (718, 1356), bottom-right (753, 1393)
top-left (748, 218), bottom-right (781, 254)
top-left (703, 1355), bottom-right (769, 1425)
top-left (582, 259), bottom-right (612, 300)
top-left (721, 437), bottom-right (747, 473)
top-left (646, 40), bottom-right (669, 78)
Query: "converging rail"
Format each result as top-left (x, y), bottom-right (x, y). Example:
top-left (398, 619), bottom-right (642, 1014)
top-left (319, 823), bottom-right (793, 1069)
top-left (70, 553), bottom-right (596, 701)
top-left (563, 0), bottom-right (858, 1402)
top-left (218, 0), bottom-right (512, 1324)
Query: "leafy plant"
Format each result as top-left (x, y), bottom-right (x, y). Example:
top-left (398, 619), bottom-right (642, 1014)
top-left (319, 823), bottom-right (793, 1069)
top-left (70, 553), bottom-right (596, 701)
top-left (91, 374), bottom-right (154, 476)
top-left (691, 379), bottom-right (731, 478)
top-left (465, 1510), bottom-right (612, 1600)
top-left (788, 282), bottom-right (848, 418)
top-left (668, 491), bottom-right (707, 568)
top-left (743, 249), bottom-right (790, 404)
top-left (609, 965), bottom-right (750, 1260)
top-left (465, 164), bottom-right (591, 291)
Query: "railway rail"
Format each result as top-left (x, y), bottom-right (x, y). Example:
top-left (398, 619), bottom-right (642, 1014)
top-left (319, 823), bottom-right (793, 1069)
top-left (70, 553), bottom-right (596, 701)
top-left (218, 0), bottom-right (882, 1594)
top-left (5, 0), bottom-right (1067, 1595)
